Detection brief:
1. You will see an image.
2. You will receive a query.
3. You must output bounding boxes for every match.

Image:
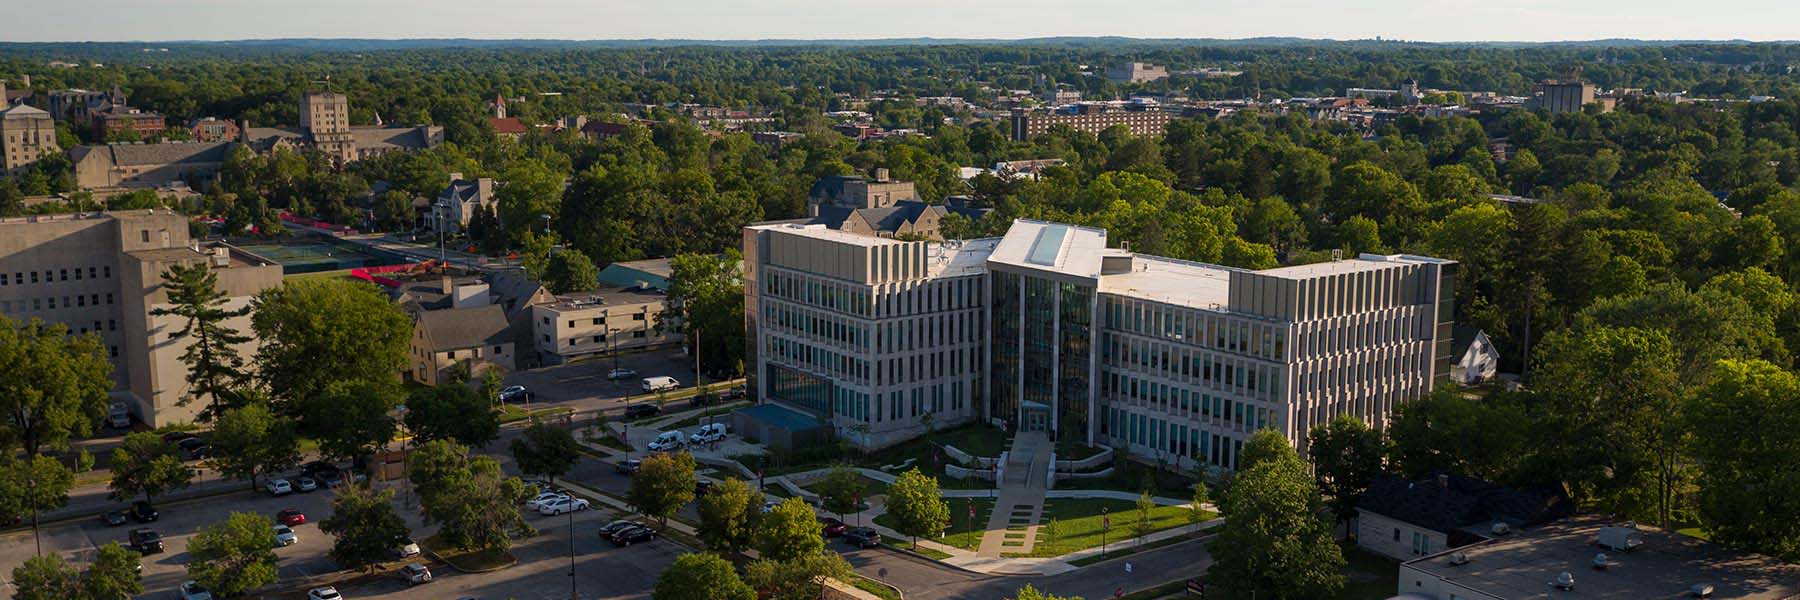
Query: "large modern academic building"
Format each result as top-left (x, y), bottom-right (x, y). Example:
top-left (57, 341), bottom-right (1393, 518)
top-left (743, 219), bottom-right (1456, 472)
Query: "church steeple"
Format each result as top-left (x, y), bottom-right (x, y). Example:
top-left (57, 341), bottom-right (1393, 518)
top-left (492, 93), bottom-right (506, 119)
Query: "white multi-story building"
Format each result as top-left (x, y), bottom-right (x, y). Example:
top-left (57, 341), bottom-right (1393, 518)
top-left (745, 219), bottom-right (1456, 466)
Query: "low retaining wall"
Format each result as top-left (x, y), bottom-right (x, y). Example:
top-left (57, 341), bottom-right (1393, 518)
top-left (1052, 467), bottom-right (1115, 483)
top-left (943, 444), bottom-right (999, 469)
top-left (1055, 446), bottom-right (1114, 472)
top-left (945, 463), bottom-right (997, 481)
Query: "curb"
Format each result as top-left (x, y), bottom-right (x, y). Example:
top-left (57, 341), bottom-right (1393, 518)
top-left (877, 542), bottom-right (989, 576)
top-left (1067, 534), bottom-right (1213, 569)
top-left (5, 484), bottom-right (256, 534)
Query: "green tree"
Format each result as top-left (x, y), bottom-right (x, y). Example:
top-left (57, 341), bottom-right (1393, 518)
top-left (1237, 429), bottom-right (1292, 472)
top-left (1132, 490), bottom-right (1155, 542)
top-left (319, 483), bottom-right (411, 572)
top-left (1307, 415), bottom-right (1384, 525)
top-left (108, 432), bottom-right (192, 503)
top-left (1189, 482), bottom-right (1211, 532)
top-left (1010, 584), bottom-right (1082, 600)
top-left (654, 553), bottom-right (755, 600)
top-left (151, 262), bottom-right (253, 421)
top-left (1205, 435), bottom-right (1345, 599)
top-left (208, 403), bottom-right (300, 490)
top-left (187, 512), bottom-right (280, 597)
top-left (1687, 359), bottom-right (1800, 560)
top-left (813, 465), bottom-right (863, 518)
top-left (743, 552), bottom-right (853, 600)
top-left (308, 380), bottom-right (401, 460)
top-left (756, 497), bottom-right (825, 562)
top-left (0, 455), bottom-right (75, 548)
top-left (251, 279), bottom-right (411, 411)
top-left (885, 468), bottom-right (949, 550)
top-left (405, 384), bottom-right (501, 447)
top-left (0, 316), bottom-right (113, 456)
top-left (630, 452), bottom-right (697, 527)
top-left (541, 249), bottom-right (600, 294)
top-left (1385, 389), bottom-right (1531, 481)
top-left (509, 420), bottom-right (581, 483)
top-left (371, 190), bottom-right (414, 232)
top-left (662, 251), bottom-right (747, 376)
top-left (406, 440), bottom-right (534, 552)
top-left (85, 542), bottom-right (145, 600)
top-left (697, 477), bottom-right (761, 554)
top-left (495, 159), bottom-right (564, 240)
top-left (10, 553), bottom-right (81, 600)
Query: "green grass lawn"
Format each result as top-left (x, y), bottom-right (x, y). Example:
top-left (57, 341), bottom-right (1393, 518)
top-left (1054, 436), bottom-right (1108, 461)
top-left (852, 575), bottom-right (903, 600)
top-left (873, 498), bottom-right (994, 551)
top-left (498, 404), bottom-right (573, 424)
top-left (1334, 545), bottom-right (1400, 600)
top-left (421, 533), bottom-right (516, 572)
top-left (927, 423), bottom-right (1011, 458)
top-left (1055, 460), bottom-right (1201, 497)
top-left (883, 535), bottom-right (952, 559)
top-left (1008, 498), bottom-right (1210, 558)
top-left (800, 473), bottom-right (890, 499)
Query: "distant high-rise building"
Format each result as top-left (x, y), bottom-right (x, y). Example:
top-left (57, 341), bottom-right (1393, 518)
top-left (1009, 106), bottom-right (1171, 141)
top-left (0, 102), bottom-right (58, 174)
top-left (301, 92), bottom-right (357, 163)
top-left (1529, 79), bottom-right (1601, 114)
top-left (1105, 62), bottom-right (1170, 84)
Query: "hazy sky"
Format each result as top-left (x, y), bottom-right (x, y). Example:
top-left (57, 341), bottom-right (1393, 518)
top-left (4, 0), bottom-right (1797, 43)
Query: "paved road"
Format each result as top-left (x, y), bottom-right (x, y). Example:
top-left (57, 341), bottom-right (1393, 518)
top-left (843, 536), bottom-right (1216, 600)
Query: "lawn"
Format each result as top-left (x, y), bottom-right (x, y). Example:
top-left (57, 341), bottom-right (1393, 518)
top-left (800, 473), bottom-right (890, 500)
top-left (498, 404), bottom-right (573, 424)
top-left (1054, 436), bottom-right (1108, 461)
top-left (873, 497), bottom-right (994, 551)
top-left (1054, 459), bottom-right (1200, 497)
top-left (927, 423), bottom-right (1010, 458)
top-left (1334, 545), bottom-right (1400, 600)
top-left (1007, 498), bottom-right (1210, 558)
top-left (883, 535), bottom-right (952, 559)
top-left (421, 533), bottom-right (516, 572)
top-left (851, 575), bottom-right (903, 600)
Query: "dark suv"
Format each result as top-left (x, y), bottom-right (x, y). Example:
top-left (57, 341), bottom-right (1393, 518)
top-left (129, 528), bottom-right (164, 554)
top-left (623, 404), bottom-right (660, 420)
top-left (130, 500), bottom-right (159, 522)
top-left (843, 527), bottom-right (880, 548)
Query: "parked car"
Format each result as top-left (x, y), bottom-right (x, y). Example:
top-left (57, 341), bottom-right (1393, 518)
top-left (186, 444), bottom-right (212, 460)
top-left (266, 479), bottom-right (293, 496)
top-left (294, 476), bottom-right (319, 493)
top-left (300, 461), bottom-right (337, 477)
top-left (129, 528), bottom-right (164, 553)
top-left (623, 404), bottom-right (660, 420)
top-left (277, 508), bottom-right (307, 526)
top-left (524, 478), bottom-right (562, 495)
top-left (393, 537), bottom-right (421, 558)
top-left (402, 563), bottom-right (433, 586)
top-left (525, 492), bottom-right (569, 511)
top-left (177, 436), bottom-right (206, 454)
top-left (272, 524), bottom-right (298, 547)
top-left (130, 501), bottom-right (158, 522)
top-left (695, 479), bottom-right (714, 496)
top-left (606, 367), bottom-right (637, 380)
top-left (608, 524), bottom-right (656, 546)
top-left (614, 459), bottom-right (642, 475)
top-left (718, 387), bottom-right (747, 401)
top-left (689, 423), bottom-right (730, 445)
top-left (100, 510), bottom-right (127, 527)
top-left (107, 402), bottom-right (132, 429)
top-left (647, 430), bottom-right (686, 452)
top-left (819, 517), bottom-right (848, 537)
top-left (539, 497), bottom-right (591, 516)
top-left (598, 520), bottom-right (644, 538)
top-left (180, 580), bottom-right (213, 600)
top-left (316, 470), bottom-right (344, 488)
top-left (161, 432), bottom-right (197, 445)
top-left (498, 385), bottom-right (530, 403)
top-left (843, 526), bottom-right (881, 548)
top-left (306, 586), bottom-right (342, 600)
top-left (762, 501), bottom-right (779, 514)
top-left (640, 376), bottom-right (680, 393)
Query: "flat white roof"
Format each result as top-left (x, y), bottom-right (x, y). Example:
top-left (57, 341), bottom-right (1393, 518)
top-left (1099, 255), bottom-right (1235, 310)
top-left (987, 219), bottom-right (1109, 278)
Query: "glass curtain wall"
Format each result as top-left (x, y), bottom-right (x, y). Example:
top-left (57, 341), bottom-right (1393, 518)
top-left (989, 271), bottom-right (1021, 426)
top-left (1057, 282), bottom-right (1093, 442)
top-left (1021, 276), bottom-right (1058, 430)
top-left (766, 363), bottom-right (834, 417)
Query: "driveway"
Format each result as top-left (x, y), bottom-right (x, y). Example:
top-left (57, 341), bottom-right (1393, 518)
top-left (502, 349), bottom-right (698, 406)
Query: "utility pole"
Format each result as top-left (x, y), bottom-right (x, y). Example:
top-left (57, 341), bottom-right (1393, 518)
top-left (568, 489), bottom-right (577, 600)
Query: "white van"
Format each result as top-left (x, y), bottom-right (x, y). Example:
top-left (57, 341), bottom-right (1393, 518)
top-left (107, 402), bottom-right (132, 429)
top-left (641, 376), bottom-right (681, 393)
top-left (648, 430), bottom-right (686, 452)
top-left (689, 423), bottom-right (730, 445)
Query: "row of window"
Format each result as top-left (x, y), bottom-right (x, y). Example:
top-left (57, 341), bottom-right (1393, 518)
top-left (1292, 308), bottom-right (1425, 359)
top-left (1103, 296), bottom-right (1285, 361)
top-left (546, 330), bottom-right (647, 348)
top-left (762, 300), bottom-right (983, 357)
top-left (1102, 369), bottom-right (1273, 433)
top-left (1100, 332), bottom-right (1281, 402)
top-left (0, 292), bottom-right (118, 313)
top-left (1101, 406), bottom-right (1244, 470)
top-left (0, 265), bottom-right (113, 287)
top-left (763, 268), bottom-right (983, 319)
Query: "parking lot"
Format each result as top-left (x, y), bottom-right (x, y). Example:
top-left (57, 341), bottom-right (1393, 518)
top-left (502, 348), bottom-right (699, 407)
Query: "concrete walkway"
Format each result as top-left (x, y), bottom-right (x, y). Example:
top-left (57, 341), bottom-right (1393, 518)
top-left (977, 432), bottom-right (1053, 557)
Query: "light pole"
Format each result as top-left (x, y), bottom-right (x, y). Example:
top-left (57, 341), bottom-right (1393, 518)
top-left (434, 200), bottom-right (448, 264)
top-left (567, 488), bottom-right (577, 600)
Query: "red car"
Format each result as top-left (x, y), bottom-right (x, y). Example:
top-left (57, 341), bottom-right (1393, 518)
top-left (277, 508), bottom-right (306, 526)
top-left (818, 516), bottom-right (847, 537)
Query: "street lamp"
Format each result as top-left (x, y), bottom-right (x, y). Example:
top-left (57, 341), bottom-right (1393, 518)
top-left (433, 200), bottom-right (449, 263)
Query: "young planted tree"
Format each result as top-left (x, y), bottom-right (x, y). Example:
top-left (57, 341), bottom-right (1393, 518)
top-left (630, 452), bottom-right (698, 527)
top-left (654, 552), bottom-right (755, 600)
top-left (1205, 433), bottom-right (1345, 599)
top-left (1009, 584), bottom-right (1080, 600)
top-left (84, 542), bottom-right (145, 600)
top-left (151, 262), bottom-right (253, 421)
top-left (813, 465), bottom-right (863, 519)
top-left (208, 404), bottom-right (300, 490)
top-left (0, 317), bottom-right (113, 457)
top-left (1188, 482), bottom-right (1211, 535)
top-left (187, 512), bottom-right (280, 597)
top-left (319, 483), bottom-right (411, 572)
top-left (509, 420), bottom-right (581, 484)
top-left (1307, 414), bottom-right (1384, 527)
top-left (108, 432), bottom-right (192, 503)
top-left (1133, 490), bottom-right (1155, 543)
top-left (405, 384), bottom-right (501, 448)
top-left (885, 468), bottom-right (950, 550)
top-left (696, 477), bottom-right (761, 554)
top-left (755, 497), bottom-right (825, 562)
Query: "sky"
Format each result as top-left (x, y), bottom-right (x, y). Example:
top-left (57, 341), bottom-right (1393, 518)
top-left (3, 0), bottom-right (1798, 43)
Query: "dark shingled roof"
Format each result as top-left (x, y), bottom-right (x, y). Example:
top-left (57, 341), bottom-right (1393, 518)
top-left (809, 199), bottom-right (989, 235)
top-left (1359, 472), bottom-right (1573, 538)
top-left (415, 304), bottom-right (510, 352)
top-left (808, 175), bottom-right (865, 202)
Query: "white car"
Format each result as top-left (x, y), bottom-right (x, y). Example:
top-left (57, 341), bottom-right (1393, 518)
top-left (402, 563), bottom-right (433, 586)
top-left (689, 423), bottom-right (730, 445)
top-left (265, 478), bottom-right (292, 496)
top-left (525, 492), bottom-right (569, 511)
top-left (307, 586), bottom-right (342, 600)
top-left (539, 497), bottom-right (591, 516)
top-left (394, 538), bottom-right (421, 558)
top-left (607, 367), bottom-right (638, 380)
top-left (180, 581), bottom-right (213, 600)
top-left (272, 524), bottom-right (298, 547)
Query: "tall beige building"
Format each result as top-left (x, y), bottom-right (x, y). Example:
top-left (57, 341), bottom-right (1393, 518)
top-left (1, 102), bottom-right (58, 174)
top-left (301, 92), bottom-right (357, 163)
top-left (0, 211), bottom-right (283, 426)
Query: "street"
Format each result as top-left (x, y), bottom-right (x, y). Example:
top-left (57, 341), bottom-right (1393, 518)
top-left (841, 537), bottom-right (1215, 600)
